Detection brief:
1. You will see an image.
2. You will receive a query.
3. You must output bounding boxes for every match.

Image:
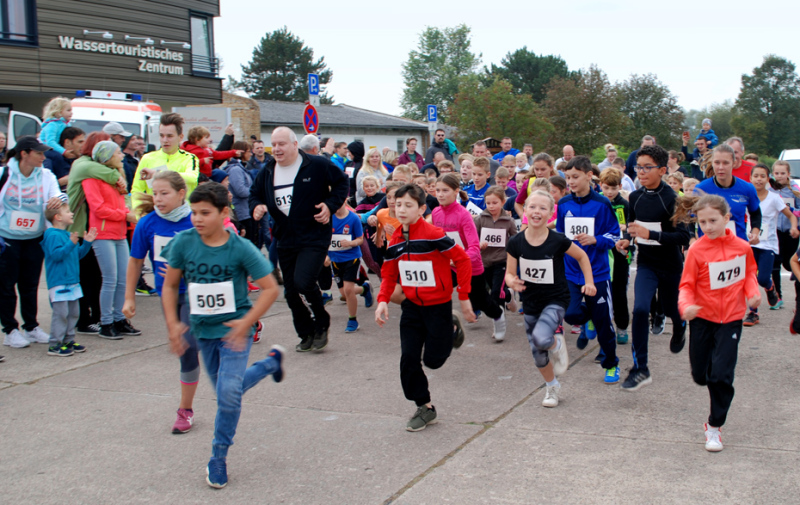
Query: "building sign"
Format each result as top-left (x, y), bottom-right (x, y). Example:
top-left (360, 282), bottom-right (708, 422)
top-left (57, 36), bottom-right (186, 75)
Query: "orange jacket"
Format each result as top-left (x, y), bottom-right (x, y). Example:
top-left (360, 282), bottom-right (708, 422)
top-left (678, 229), bottom-right (759, 324)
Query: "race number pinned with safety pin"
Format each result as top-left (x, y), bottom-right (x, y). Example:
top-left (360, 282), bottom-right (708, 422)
top-left (564, 217), bottom-right (594, 240)
top-left (329, 234), bottom-right (352, 251)
top-left (480, 228), bottom-right (506, 247)
top-left (9, 211), bottom-right (40, 232)
top-left (466, 201), bottom-right (482, 216)
top-left (153, 235), bottom-right (173, 262)
top-left (708, 255), bottom-right (746, 290)
top-left (189, 281), bottom-right (236, 315)
top-left (519, 258), bottom-right (554, 284)
top-left (398, 260), bottom-right (435, 287)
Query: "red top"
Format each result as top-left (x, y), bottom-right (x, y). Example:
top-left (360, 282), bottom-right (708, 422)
top-left (82, 178), bottom-right (129, 240)
top-left (732, 160), bottom-right (754, 183)
top-left (180, 141), bottom-right (239, 176)
top-left (378, 217), bottom-right (472, 306)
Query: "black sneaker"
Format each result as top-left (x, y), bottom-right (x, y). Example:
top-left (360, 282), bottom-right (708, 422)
top-left (651, 314), bottom-right (666, 335)
top-left (114, 319), bottom-right (142, 336)
top-left (743, 311), bottom-right (759, 326)
top-left (98, 324), bottom-right (123, 340)
top-left (670, 321), bottom-right (687, 354)
top-left (621, 368), bottom-right (652, 391)
top-left (452, 312), bottom-right (465, 349)
top-left (312, 328), bottom-right (328, 351)
top-left (295, 334), bottom-right (313, 352)
top-left (766, 285), bottom-right (780, 308)
top-left (76, 324), bottom-right (100, 334)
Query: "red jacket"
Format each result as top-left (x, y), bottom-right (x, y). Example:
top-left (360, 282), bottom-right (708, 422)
top-left (180, 141), bottom-right (239, 176)
top-left (378, 217), bottom-right (471, 306)
top-left (678, 229), bottom-right (759, 324)
top-left (82, 178), bottom-right (129, 240)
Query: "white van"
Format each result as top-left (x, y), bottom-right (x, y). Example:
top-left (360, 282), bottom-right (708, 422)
top-left (7, 90), bottom-right (162, 150)
top-left (779, 149), bottom-right (800, 183)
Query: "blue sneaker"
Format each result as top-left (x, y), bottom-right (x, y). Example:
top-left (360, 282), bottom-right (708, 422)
top-left (321, 293), bottom-right (333, 306)
top-left (616, 330), bottom-right (628, 345)
top-left (206, 457), bottom-right (228, 489)
top-left (361, 281), bottom-right (373, 308)
top-left (604, 366), bottom-right (620, 384)
top-left (594, 349), bottom-right (606, 363)
top-left (345, 319), bottom-right (359, 333)
top-left (586, 320), bottom-right (597, 340)
top-left (576, 326), bottom-right (588, 350)
top-left (267, 344), bottom-right (286, 383)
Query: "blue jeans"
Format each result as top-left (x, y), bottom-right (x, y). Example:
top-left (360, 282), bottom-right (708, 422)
top-left (198, 335), bottom-right (279, 459)
top-left (92, 239), bottom-right (128, 325)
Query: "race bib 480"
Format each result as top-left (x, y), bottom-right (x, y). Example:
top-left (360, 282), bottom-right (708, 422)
top-left (564, 217), bottom-right (594, 240)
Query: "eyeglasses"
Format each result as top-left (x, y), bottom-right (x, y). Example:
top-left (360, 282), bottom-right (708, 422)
top-left (634, 165), bottom-right (659, 173)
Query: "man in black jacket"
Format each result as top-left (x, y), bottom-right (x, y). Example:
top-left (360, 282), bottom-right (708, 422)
top-left (250, 127), bottom-right (349, 352)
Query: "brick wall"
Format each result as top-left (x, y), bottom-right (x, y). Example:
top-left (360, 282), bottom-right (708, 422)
top-left (186, 91), bottom-right (261, 141)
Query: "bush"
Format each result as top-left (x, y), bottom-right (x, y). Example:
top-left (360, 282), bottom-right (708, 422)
top-left (590, 145), bottom-right (630, 165)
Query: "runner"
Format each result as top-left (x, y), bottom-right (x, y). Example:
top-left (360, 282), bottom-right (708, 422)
top-left (328, 200), bottom-right (372, 333)
top-left (768, 161), bottom-right (800, 301)
top-left (600, 168), bottom-right (632, 345)
top-left (474, 186), bottom-right (517, 315)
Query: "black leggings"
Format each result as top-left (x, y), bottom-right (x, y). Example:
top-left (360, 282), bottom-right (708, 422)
top-left (78, 241), bottom-right (102, 328)
top-left (772, 229), bottom-right (799, 298)
top-left (483, 262), bottom-right (511, 307)
top-left (452, 271), bottom-right (503, 319)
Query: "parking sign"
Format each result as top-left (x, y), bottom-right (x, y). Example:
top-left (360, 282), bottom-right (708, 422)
top-left (308, 74), bottom-right (319, 96)
top-left (427, 104), bottom-right (437, 122)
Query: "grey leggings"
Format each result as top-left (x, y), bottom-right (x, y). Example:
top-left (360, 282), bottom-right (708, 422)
top-left (524, 304), bottom-right (566, 368)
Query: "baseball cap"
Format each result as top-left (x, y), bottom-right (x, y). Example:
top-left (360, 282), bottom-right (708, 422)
top-left (14, 136), bottom-right (51, 152)
top-left (103, 122), bottom-right (132, 137)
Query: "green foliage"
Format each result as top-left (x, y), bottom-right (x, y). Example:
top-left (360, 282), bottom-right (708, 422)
top-left (590, 145), bottom-right (630, 165)
top-left (618, 74), bottom-right (685, 151)
top-left (400, 25), bottom-right (481, 122)
top-left (485, 47), bottom-right (574, 103)
top-left (543, 65), bottom-right (629, 155)
top-left (449, 76), bottom-right (552, 152)
top-left (231, 27), bottom-right (333, 103)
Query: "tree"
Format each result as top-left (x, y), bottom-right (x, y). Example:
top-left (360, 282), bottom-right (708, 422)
top-left (734, 55), bottom-right (800, 155)
top-left (449, 76), bottom-right (552, 151)
top-left (691, 100), bottom-right (737, 142)
top-left (485, 47), bottom-right (573, 102)
top-left (543, 65), bottom-right (629, 155)
top-left (231, 27), bottom-right (333, 103)
top-left (618, 74), bottom-right (685, 150)
top-left (400, 25), bottom-right (480, 122)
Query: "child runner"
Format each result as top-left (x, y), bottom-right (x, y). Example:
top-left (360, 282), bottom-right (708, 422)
top-left (464, 157), bottom-right (491, 215)
top-left (161, 182), bottom-right (284, 488)
top-left (457, 156), bottom-right (473, 189)
top-left (475, 186), bottom-right (518, 316)
top-left (375, 183), bottom-right (475, 431)
top-left (600, 168), bottom-right (631, 345)
top-left (329, 201), bottom-right (372, 333)
top-left (557, 156), bottom-right (621, 383)
top-left (41, 203), bottom-right (98, 356)
top-left (374, 182), bottom-right (403, 248)
top-left (744, 163), bottom-right (797, 325)
top-left (675, 194), bottom-right (760, 452)
top-left (615, 146), bottom-right (691, 391)
top-left (666, 172), bottom-right (684, 195)
top-left (515, 153), bottom-right (554, 218)
top-left (433, 174), bottom-right (507, 341)
top-left (768, 160), bottom-right (800, 301)
top-left (39, 97), bottom-right (73, 154)
top-left (506, 190), bottom-right (597, 407)
top-left (122, 171), bottom-right (209, 434)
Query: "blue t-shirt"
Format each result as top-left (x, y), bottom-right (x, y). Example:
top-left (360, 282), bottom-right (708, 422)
top-left (694, 177), bottom-right (760, 241)
top-left (329, 210), bottom-right (363, 263)
top-left (130, 212), bottom-right (194, 295)
top-left (464, 183), bottom-right (490, 210)
top-left (162, 228), bottom-right (273, 340)
top-left (503, 187), bottom-right (519, 219)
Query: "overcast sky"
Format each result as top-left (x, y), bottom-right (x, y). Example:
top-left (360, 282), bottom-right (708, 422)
top-left (214, 0), bottom-right (799, 121)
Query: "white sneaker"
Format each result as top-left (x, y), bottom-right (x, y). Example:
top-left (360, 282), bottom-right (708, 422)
top-left (550, 333), bottom-right (569, 376)
top-left (24, 327), bottom-right (50, 344)
top-left (505, 298), bottom-right (518, 313)
top-left (704, 423), bottom-right (723, 452)
top-left (492, 312), bottom-right (507, 341)
top-left (542, 385), bottom-right (560, 408)
top-left (3, 329), bottom-right (30, 348)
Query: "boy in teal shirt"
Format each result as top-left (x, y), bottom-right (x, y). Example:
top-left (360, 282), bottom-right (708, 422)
top-left (161, 182), bottom-right (284, 489)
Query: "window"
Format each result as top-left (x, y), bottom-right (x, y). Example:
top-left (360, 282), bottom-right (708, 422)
top-left (0, 0), bottom-right (37, 46)
top-left (190, 13), bottom-right (217, 77)
top-left (396, 139), bottom-right (404, 154)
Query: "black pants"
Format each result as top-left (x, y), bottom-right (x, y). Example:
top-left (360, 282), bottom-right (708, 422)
top-left (631, 265), bottom-right (682, 372)
top-left (0, 236), bottom-right (45, 333)
top-left (772, 230), bottom-right (799, 298)
top-left (452, 271), bottom-right (503, 319)
top-left (278, 245), bottom-right (330, 338)
top-left (689, 318), bottom-right (742, 428)
top-left (791, 282), bottom-right (800, 333)
top-left (318, 263), bottom-right (333, 291)
top-left (399, 299), bottom-right (453, 406)
top-left (484, 262), bottom-right (511, 308)
top-left (240, 218), bottom-right (260, 249)
top-left (610, 249), bottom-right (630, 330)
top-left (77, 243), bottom-right (102, 328)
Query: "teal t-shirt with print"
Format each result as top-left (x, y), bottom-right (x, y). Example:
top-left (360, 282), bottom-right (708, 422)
top-left (162, 228), bottom-right (273, 339)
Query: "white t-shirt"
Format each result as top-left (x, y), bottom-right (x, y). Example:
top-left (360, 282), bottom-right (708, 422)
top-left (273, 155), bottom-right (302, 216)
top-left (750, 191), bottom-right (785, 253)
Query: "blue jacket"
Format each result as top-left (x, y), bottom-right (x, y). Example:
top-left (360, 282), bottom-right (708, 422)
top-left (43, 151), bottom-right (74, 189)
top-left (696, 128), bottom-right (719, 149)
top-left (41, 228), bottom-right (93, 289)
top-left (225, 158), bottom-right (253, 222)
top-left (556, 189), bottom-right (620, 283)
top-left (492, 148), bottom-right (520, 161)
top-left (694, 177), bottom-right (761, 241)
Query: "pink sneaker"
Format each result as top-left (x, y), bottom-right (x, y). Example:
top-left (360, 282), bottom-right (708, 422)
top-left (571, 325), bottom-right (582, 335)
top-left (172, 408), bottom-right (194, 434)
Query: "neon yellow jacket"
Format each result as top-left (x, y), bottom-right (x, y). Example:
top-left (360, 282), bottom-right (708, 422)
top-left (131, 148), bottom-right (199, 212)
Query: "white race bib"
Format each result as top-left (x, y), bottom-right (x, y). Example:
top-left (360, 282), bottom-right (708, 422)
top-left (747, 222), bottom-right (771, 239)
top-left (153, 235), bottom-right (173, 262)
top-left (329, 234), bottom-right (352, 251)
top-left (635, 221), bottom-right (662, 246)
top-left (145, 165), bottom-right (168, 188)
top-left (783, 197), bottom-right (794, 208)
top-left (345, 166), bottom-right (354, 178)
top-left (519, 258), bottom-right (554, 284)
top-left (565, 217), bottom-right (594, 240)
top-left (514, 218), bottom-right (522, 232)
top-left (398, 260), bottom-right (435, 287)
top-left (446, 231), bottom-right (464, 248)
top-left (480, 227), bottom-right (506, 247)
top-left (708, 255), bottom-right (746, 290)
top-left (9, 211), bottom-right (40, 232)
top-left (466, 201), bottom-right (482, 216)
top-left (274, 187), bottom-right (293, 215)
top-left (189, 281), bottom-right (236, 315)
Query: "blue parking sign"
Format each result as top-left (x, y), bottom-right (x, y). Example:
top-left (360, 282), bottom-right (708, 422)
top-left (427, 105), bottom-right (437, 122)
top-left (308, 74), bottom-right (319, 95)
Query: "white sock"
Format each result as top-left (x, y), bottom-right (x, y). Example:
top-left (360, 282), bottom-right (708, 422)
top-left (553, 338), bottom-right (562, 352)
top-left (546, 379), bottom-right (559, 387)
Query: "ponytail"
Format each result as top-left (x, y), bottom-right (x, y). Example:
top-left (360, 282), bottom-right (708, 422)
top-left (135, 194), bottom-right (155, 216)
top-left (672, 193), bottom-right (730, 226)
top-left (437, 173), bottom-right (468, 202)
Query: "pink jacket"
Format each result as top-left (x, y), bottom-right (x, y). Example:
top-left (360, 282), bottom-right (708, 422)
top-left (82, 178), bottom-right (129, 240)
top-left (432, 201), bottom-right (484, 275)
